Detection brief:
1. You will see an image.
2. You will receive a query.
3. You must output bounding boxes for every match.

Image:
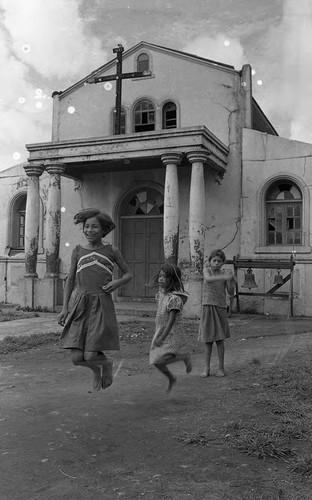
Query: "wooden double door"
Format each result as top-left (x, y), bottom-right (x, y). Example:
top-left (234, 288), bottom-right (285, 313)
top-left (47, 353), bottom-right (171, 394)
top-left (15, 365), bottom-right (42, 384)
top-left (120, 216), bottom-right (164, 298)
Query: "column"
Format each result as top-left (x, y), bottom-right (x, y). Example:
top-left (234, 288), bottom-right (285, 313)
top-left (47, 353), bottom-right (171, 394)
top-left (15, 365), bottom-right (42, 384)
top-left (185, 151), bottom-right (210, 316)
top-left (187, 151), bottom-right (210, 274)
top-left (241, 64), bottom-right (253, 129)
top-left (51, 91), bottom-right (61, 141)
top-left (24, 166), bottom-right (44, 277)
top-left (45, 164), bottom-right (65, 277)
top-left (161, 152), bottom-right (182, 264)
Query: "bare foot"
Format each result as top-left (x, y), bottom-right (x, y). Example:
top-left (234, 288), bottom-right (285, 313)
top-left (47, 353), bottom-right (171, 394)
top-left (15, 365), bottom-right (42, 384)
top-left (167, 375), bottom-right (177, 393)
top-left (200, 370), bottom-right (210, 378)
top-left (216, 369), bottom-right (226, 377)
top-left (92, 367), bottom-right (102, 391)
top-left (101, 359), bottom-right (113, 390)
top-left (185, 355), bottom-right (193, 374)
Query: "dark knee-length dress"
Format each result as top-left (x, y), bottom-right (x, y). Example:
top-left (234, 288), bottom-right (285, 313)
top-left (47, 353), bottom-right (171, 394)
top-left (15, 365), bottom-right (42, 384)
top-left (59, 245), bottom-right (119, 352)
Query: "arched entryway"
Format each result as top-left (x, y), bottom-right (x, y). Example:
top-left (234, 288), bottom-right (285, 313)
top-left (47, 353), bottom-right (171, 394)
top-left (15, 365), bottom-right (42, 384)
top-left (119, 187), bottom-right (164, 298)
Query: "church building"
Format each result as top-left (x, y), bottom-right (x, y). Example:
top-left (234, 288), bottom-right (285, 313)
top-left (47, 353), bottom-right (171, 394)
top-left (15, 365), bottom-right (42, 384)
top-left (1, 41), bottom-right (312, 317)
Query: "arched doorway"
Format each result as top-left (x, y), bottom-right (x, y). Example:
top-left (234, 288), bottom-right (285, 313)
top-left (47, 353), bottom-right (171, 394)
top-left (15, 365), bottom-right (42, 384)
top-left (119, 187), bottom-right (164, 298)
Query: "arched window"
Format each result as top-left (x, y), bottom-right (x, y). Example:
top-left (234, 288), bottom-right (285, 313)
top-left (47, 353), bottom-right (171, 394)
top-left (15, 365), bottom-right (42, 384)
top-left (113, 107), bottom-right (126, 134)
top-left (162, 102), bottom-right (177, 129)
top-left (120, 189), bottom-right (164, 216)
top-left (266, 181), bottom-right (302, 245)
top-left (7, 192), bottom-right (44, 255)
top-left (134, 100), bottom-right (155, 132)
top-left (11, 194), bottom-right (26, 251)
top-left (137, 53), bottom-right (150, 73)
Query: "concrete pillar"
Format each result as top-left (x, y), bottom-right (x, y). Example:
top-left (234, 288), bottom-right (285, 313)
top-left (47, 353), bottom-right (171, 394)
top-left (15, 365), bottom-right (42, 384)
top-left (24, 165), bottom-right (44, 277)
top-left (45, 164), bottom-right (65, 277)
top-left (241, 64), bottom-right (253, 129)
top-left (161, 152), bottom-right (182, 264)
top-left (51, 91), bottom-right (61, 141)
top-left (185, 151), bottom-right (210, 316)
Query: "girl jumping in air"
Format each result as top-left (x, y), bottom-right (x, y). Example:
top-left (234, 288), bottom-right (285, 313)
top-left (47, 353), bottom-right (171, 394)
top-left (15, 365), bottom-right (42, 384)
top-left (149, 263), bottom-right (192, 392)
top-left (198, 249), bottom-right (235, 378)
top-left (58, 208), bottom-right (132, 391)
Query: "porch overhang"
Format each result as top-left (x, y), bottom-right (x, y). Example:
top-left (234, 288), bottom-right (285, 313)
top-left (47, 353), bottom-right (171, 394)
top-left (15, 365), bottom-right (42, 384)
top-left (26, 126), bottom-right (229, 178)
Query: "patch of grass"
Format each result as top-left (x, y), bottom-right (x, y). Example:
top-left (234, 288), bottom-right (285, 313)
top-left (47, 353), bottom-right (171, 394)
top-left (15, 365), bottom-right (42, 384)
top-left (0, 302), bottom-right (42, 322)
top-left (256, 395), bottom-right (311, 419)
top-left (291, 453), bottom-right (312, 478)
top-left (118, 321), bottom-right (153, 342)
top-left (0, 321), bottom-right (157, 353)
top-left (223, 421), bottom-right (296, 461)
top-left (228, 490), bottom-right (302, 500)
top-left (118, 321), bottom-right (199, 345)
top-left (177, 431), bottom-right (212, 445)
top-left (16, 305), bottom-right (54, 313)
top-left (278, 416), bottom-right (312, 441)
top-left (0, 331), bottom-right (60, 354)
top-left (0, 309), bottom-right (39, 322)
top-left (263, 363), bottom-right (312, 401)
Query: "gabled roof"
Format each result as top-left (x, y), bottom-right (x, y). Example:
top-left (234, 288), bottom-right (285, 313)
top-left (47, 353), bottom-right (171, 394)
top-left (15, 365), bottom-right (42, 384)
top-left (252, 98), bottom-right (278, 136)
top-left (55, 41), bottom-right (237, 99)
top-left (0, 162), bottom-right (28, 176)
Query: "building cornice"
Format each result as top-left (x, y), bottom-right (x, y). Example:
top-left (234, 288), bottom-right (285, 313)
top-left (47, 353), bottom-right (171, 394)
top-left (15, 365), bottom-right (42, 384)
top-left (26, 126), bottom-right (229, 175)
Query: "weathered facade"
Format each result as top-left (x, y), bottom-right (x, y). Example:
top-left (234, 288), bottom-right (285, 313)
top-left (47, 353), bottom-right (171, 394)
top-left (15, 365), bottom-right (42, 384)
top-left (1, 41), bottom-right (312, 317)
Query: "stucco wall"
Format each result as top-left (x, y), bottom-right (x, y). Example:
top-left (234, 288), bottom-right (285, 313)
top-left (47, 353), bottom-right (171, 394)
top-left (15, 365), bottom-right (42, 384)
top-left (56, 48), bottom-right (240, 146)
top-left (241, 128), bottom-right (312, 316)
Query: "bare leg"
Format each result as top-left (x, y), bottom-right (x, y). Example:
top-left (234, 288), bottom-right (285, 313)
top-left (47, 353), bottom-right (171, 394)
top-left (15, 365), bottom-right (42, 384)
top-left (84, 351), bottom-right (113, 390)
top-left (160, 353), bottom-right (192, 373)
top-left (101, 359), bottom-right (113, 389)
top-left (215, 340), bottom-right (225, 377)
top-left (71, 349), bottom-right (111, 391)
top-left (200, 342), bottom-right (213, 377)
top-left (154, 362), bottom-right (177, 392)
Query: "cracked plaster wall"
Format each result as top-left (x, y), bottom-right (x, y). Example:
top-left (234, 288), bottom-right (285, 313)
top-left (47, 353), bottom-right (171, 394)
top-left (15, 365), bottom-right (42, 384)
top-left (57, 49), bottom-right (240, 145)
top-left (241, 128), bottom-right (312, 316)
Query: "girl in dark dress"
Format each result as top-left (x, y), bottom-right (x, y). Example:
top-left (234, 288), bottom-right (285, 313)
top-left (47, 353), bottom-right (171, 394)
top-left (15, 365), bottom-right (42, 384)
top-left (58, 209), bottom-right (132, 391)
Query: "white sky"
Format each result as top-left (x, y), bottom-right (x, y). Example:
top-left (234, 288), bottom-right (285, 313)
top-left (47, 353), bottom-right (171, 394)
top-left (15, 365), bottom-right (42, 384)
top-left (0, 0), bottom-right (311, 171)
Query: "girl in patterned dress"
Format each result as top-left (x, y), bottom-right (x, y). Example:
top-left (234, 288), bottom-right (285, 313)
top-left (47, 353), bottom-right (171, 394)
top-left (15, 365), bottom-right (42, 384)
top-left (198, 249), bottom-right (235, 378)
top-left (149, 264), bottom-right (192, 392)
top-left (58, 209), bottom-right (132, 391)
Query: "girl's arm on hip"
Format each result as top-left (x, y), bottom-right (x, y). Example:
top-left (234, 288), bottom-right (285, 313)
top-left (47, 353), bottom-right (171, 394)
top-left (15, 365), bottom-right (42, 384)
top-left (102, 247), bottom-right (133, 293)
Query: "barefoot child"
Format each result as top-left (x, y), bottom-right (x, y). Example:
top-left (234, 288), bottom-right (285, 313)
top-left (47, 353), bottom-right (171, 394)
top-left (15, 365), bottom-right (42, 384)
top-left (150, 263), bottom-right (192, 392)
top-left (199, 249), bottom-right (235, 377)
top-left (58, 209), bottom-right (132, 391)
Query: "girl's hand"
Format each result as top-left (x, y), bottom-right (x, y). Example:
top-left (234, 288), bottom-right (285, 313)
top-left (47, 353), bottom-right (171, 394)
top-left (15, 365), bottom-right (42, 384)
top-left (58, 308), bottom-right (69, 326)
top-left (102, 281), bottom-right (119, 294)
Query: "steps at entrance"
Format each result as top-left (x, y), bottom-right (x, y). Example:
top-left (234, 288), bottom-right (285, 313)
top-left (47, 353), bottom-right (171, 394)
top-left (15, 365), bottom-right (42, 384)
top-left (115, 301), bottom-right (157, 318)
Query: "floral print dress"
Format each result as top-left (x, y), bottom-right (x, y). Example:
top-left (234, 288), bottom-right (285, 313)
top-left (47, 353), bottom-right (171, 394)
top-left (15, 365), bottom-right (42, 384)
top-left (149, 291), bottom-right (188, 365)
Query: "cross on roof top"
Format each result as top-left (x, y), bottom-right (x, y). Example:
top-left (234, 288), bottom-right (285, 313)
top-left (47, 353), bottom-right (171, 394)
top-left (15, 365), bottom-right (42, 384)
top-left (87, 44), bottom-right (152, 134)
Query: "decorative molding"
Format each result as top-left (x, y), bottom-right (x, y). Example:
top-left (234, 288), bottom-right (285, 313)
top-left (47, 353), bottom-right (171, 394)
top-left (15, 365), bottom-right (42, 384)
top-left (23, 165), bottom-right (44, 177)
top-left (186, 151), bottom-right (211, 164)
top-left (45, 164), bottom-right (66, 175)
top-left (160, 152), bottom-right (183, 166)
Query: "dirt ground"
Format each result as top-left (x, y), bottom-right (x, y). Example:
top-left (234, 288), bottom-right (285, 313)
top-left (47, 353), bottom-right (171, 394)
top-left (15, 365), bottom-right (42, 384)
top-left (1, 319), bottom-right (312, 500)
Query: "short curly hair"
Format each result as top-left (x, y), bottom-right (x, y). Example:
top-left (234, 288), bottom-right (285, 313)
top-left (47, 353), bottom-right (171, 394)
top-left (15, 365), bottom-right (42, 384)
top-left (208, 249), bottom-right (226, 263)
top-left (73, 208), bottom-right (115, 236)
